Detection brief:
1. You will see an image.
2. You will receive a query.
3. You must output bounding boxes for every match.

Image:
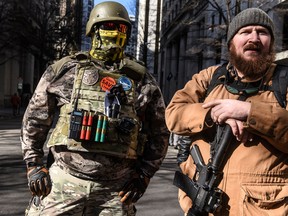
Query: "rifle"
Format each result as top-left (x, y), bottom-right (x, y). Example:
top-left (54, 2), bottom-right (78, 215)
top-left (173, 124), bottom-right (234, 216)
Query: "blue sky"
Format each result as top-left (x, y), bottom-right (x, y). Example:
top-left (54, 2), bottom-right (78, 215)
top-left (94, 0), bottom-right (135, 16)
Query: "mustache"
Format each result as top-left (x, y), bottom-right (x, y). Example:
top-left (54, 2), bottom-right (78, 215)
top-left (243, 43), bottom-right (262, 51)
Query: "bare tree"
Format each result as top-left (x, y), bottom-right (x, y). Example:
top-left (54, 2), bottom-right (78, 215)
top-left (0, 1), bottom-right (20, 65)
top-left (0, 0), bottom-right (80, 73)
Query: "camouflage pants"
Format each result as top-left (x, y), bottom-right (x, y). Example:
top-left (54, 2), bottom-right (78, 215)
top-left (25, 163), bottom-right (136, 216)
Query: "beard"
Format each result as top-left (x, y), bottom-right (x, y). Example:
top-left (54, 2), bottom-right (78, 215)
top-left (229, 43), bottom-right (275, 80)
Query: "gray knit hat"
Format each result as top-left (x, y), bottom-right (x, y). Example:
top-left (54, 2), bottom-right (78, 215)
top-left (227, 8), bottom-right (274, 45)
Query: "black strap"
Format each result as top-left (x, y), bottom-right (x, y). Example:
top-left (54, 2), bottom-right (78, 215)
top-left (207, 63), bottom-right (288, 108)
top-left (272, 65), bottom-right (288, 108)
top-left (206, 63), bottom-right (228, 97)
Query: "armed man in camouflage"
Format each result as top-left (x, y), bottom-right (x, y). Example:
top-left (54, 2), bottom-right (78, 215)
top-left (21, 1), bottom-right (169, 215)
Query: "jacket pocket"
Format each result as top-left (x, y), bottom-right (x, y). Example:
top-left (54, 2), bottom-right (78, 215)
top-left (240, 183), bottom-right (288, 216)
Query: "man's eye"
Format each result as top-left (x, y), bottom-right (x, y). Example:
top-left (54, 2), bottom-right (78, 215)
top-left (240, 31), bottom-right (249, 35)
top-left (259, 31), bottom-right (269, 35)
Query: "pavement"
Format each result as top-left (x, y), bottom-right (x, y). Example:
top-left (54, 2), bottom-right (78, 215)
top-left (0, 107), bottom-right (183, 216)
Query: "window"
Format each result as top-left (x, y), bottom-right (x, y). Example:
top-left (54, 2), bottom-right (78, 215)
top-left (211, 15), bottom-right (215, 32)
top-left (283, 14), bottom-right (288, 50)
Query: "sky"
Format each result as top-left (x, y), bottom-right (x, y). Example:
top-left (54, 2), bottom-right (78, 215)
top-left (94, 0), bottom-right (135, 16)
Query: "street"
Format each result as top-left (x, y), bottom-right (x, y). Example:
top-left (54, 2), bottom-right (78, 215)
top-left (0, 110), bottom-right (183, 216)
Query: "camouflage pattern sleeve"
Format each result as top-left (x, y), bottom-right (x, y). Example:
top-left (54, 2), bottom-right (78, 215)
top-left (136, 72), bottom-right (169, 178)
top-left (20, 57), bottom-right (77, 164)
top-left (21, 66), bottom-right (58, 163)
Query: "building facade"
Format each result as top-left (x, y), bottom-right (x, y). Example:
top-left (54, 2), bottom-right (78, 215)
top-left (136, 0), bottom-right (162, 76)
top-left (81, 0), bottom-right (94, 51)
top-left (125, 15), bottom-right (137, 57)
top-left (0, 0), bottom-right (49, 107)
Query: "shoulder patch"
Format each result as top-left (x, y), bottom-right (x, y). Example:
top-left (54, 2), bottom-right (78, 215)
top-left (83, 69), bottom-right (99, 86)
top-left (100, 77), bottom-right (116, 91)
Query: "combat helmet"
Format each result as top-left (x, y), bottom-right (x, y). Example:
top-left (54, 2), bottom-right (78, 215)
top-left (86, 1), bottom-right (131, 37)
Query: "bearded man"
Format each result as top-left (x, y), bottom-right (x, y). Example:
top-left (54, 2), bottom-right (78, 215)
top-left (165, 8), bottom-right (288, 216)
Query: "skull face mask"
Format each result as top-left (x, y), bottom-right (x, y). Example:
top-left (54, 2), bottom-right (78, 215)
top-left (90, 22), bottom-right (129, 62)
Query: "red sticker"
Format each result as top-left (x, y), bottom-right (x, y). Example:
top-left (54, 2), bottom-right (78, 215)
top-left (100, 77), bottom-right (116, 91)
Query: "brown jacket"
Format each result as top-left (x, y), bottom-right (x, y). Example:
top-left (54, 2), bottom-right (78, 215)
top-left (165, 63), bottom-right (288, 216)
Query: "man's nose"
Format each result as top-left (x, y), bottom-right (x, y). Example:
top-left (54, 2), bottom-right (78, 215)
top-left (249, 31), bottom-right (260, 42)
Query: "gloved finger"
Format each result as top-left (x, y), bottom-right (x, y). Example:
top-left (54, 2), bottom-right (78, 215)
top-left (37, 178), bottom-right (49, 197)
top-left (119, 187), bottom-right (130, 197)
top-left (35, 179), bottom-right (43, 197)
top-left (122, 190), bottom-right (139, 205)
top-left (31, 181), bottom-right (41, 196)
top-left (118, 190), bottom-right (125, 197)
top-left (120, 191), bottom-right (132, 203)
top-left (121, 182), bottom-right (133, 193)
top-left (131, 191), bottom-right (143, 203)
top-left (123, 189), bottom-right (138, 203)
top-left (43, 177), bottom-right (52, 196)
top-left (38, 178), bottom-right (44, 195)
top-left (29, 181), bottom-right (37, 195)
top-left (119, 183), bottom-right (133, 197)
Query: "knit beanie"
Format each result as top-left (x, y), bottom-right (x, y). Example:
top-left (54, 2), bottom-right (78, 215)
top-left (227, 8), bottom-right (274, 45)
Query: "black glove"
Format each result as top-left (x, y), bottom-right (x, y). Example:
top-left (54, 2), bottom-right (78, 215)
top-left (27, 165), bottom-right (52, 197)
top-left (119, 171), bottom-right (150, 204)
top-left (177, 135), bottom-right (192, 165)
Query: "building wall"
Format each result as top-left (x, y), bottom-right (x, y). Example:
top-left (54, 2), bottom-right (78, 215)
top-left (1, 50), bottom-right (19, 107)
top-left (136, 0), bottom-right (161, 76)
top-left (0, 0), bottom-right (38, 108)
top-left (125, 16), bottom-right (137, 57)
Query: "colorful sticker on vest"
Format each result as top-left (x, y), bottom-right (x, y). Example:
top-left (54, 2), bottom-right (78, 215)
top-left (118, 76), bottom-right (132, 91)
top-left (100, 77), bottom-right (116, 91)
top-left (82, 69), bottom-right (99, 86)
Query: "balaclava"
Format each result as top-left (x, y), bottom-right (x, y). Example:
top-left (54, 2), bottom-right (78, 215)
top-left (90, 23), bottom-right (128, 62)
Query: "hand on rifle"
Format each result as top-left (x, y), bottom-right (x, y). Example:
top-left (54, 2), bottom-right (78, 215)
top-left (203, 99), bottom-right (253, 143)
top-left (203, 99), bottom-right (251, 124)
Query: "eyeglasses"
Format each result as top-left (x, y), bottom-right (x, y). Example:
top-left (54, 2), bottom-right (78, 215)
top-left (225, 84), bottom-right (259, 96)
top-left (223, 66), bottom-right (263, 96)
top-left (98, 22), bottom-right (129, 34)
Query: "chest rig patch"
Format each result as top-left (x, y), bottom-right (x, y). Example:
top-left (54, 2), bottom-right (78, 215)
top-left (82, 69), bottom-right (100, 86)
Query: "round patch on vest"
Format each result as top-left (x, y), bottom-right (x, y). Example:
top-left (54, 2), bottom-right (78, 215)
top-left (100, 77), bottom-right (116, 91)
top-left (118, 76), bottom-right (132, 91)
top-left (82, 69), bottom-right (99, 86)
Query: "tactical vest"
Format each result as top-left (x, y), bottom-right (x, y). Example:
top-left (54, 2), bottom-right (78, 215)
top-left (47, 57), bottom-right (146, 159)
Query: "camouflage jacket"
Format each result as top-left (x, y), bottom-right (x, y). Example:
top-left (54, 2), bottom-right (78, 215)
top-left (21, 54), bottom-right (169, 180)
